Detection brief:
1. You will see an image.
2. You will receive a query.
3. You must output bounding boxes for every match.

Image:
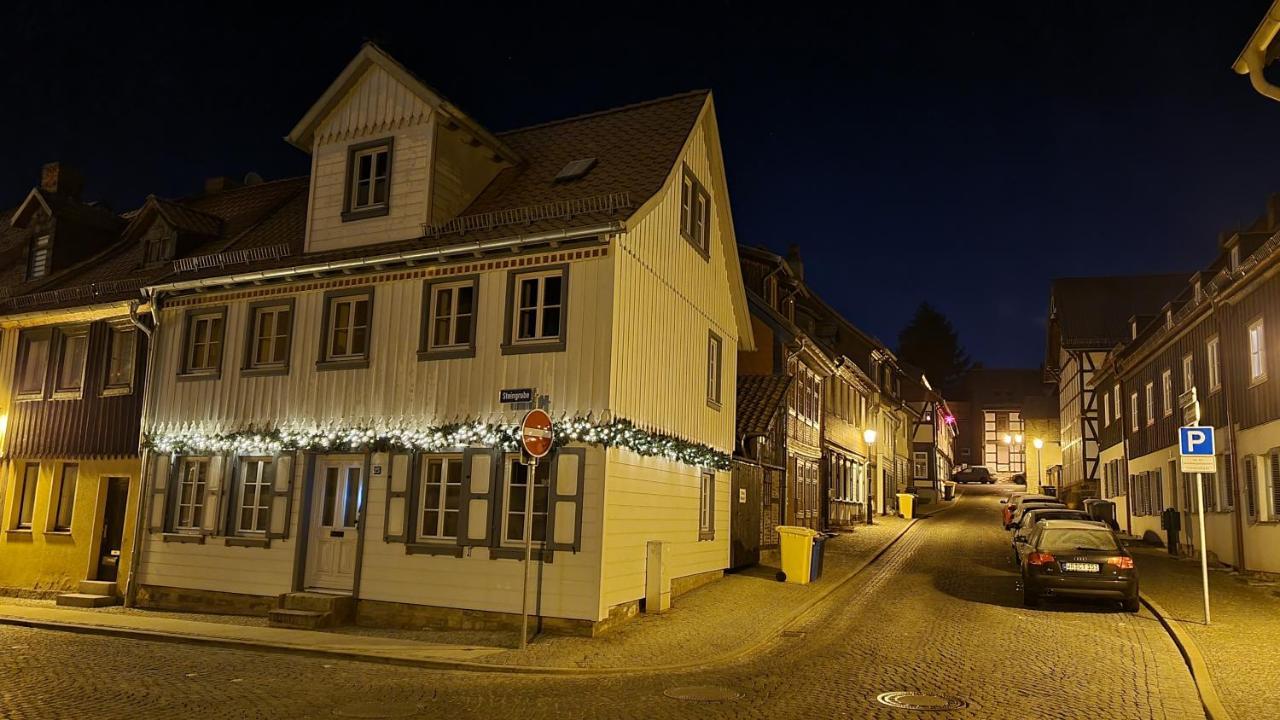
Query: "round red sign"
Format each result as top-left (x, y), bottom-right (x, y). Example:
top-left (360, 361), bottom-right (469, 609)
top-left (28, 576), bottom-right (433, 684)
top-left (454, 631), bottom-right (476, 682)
top-left (520, 409), bottom-right (554, 459)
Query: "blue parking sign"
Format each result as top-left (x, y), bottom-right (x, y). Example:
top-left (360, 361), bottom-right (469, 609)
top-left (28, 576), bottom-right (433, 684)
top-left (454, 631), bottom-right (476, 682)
top-left (1179, 426), bottom-right (1214, 456)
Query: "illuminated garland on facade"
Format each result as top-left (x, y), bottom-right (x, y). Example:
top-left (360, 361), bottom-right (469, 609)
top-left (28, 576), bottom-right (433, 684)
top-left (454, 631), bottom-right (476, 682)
top-left (143, 417), bottom-right (732, 470)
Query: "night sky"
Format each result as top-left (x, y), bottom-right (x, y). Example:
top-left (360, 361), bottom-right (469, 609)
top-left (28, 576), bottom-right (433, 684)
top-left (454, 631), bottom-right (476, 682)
top-left (4, 2), bottom-right (1277, 368)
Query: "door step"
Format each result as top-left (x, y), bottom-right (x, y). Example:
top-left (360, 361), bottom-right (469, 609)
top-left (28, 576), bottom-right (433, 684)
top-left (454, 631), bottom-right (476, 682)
top-left (270, 591), bottom-right (354, 629)
top-left (78, 580), bottom-right (118, 596)
top-left (55, 592), bottom-right (122, 609)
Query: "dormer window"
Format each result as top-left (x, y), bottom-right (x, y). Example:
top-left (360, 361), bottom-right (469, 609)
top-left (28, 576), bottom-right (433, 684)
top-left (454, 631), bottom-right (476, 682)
top-left (342, 138), bottom-right (393, 222)
top-left (27, 235), bottom-right (50, 280)
top-left (1194, 281), bottom-right (1203, 303)
top-left (1231, 245), bottom-right (1241, 271)
top-left (144, 228), bottom-right (177, 265)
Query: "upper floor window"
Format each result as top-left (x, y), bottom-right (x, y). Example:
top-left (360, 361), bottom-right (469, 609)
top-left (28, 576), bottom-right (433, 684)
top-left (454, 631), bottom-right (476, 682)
top-left (181, 309), bottom-right (226, 377)
top-left (420, 277), bottom-right (477, 359)
top-left (1207, 336), bottom-right (1221, 391)
top-left (1130, 392), bottom-right (1139, 432)
top-left (103, 323), bottom-right (136, 394)
top-left (144, 229), bottom-right (176, 265)
top-left (1231, 245), bottom-right (1241, 271)
top-left (15, 329), bottom-right (52, 398)
top-left (1249, 318), bottom-right (1267, 384)
top-left (27, 235), bottom-right (50, 280)
top-left (679, 165), bottom-right (711, 257)
top-left (343, 138), bottom-right (393, 221)
top-left (1144, 382), bottom-right (1155, 426)
top-left (1182, 353), bottom-right (1194, 394)
top-left (504, 268), bottom-right (567, 354)
top-left (1160, 369), bottom-right (1172, 417)
top-left (53, 326), bottom-right (88, 396)
top-left (707, 331), bottom-right (723, 409)
top-left (244, 301), bottom-right (294, 373)
top-left (320, 290), bottom-right (372, 368)
top-left (1103, 391), bottom-right (1112, 426)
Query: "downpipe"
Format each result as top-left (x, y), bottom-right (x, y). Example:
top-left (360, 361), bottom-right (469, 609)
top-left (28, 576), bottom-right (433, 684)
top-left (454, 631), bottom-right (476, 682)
top-left (123, 294), bottom-right (160, 607)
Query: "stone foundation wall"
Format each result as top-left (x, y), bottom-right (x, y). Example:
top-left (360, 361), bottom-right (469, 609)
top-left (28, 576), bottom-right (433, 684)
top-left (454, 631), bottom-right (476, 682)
top-left (671, 568), bottom-right (723, 598)
top-left (136, 585), bottom-right (276, 617)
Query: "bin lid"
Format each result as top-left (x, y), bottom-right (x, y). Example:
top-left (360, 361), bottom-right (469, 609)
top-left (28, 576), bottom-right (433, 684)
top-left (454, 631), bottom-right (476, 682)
top-left (775, 525), bottom-right (819, 536)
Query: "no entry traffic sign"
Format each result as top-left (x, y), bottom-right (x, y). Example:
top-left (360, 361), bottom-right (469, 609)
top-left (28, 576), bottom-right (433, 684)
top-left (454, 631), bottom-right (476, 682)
top-left (520, 409), bottom-right (554, 459)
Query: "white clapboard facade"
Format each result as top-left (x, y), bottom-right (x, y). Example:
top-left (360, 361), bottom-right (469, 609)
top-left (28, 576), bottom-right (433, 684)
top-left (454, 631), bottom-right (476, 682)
top-left (129, 44), bottom-right (752, 633)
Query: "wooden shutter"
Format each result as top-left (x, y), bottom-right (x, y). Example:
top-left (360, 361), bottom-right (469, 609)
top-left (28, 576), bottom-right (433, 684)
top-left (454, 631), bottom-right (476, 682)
top-left (383, 453), bottom-right (412, 543)
top-left (149, 454), bottom-right (175, 533)
top-left (201, 456), bottom-right (226, 535)
top-left (457, 448), bottom-right (498, 548)
top-left (266, 454), bottom-right (294, 540)
top-left (1269, 451), bottom-right (1280, 520)
top-left (546, 448), bottom-right (586, 552)
top-left (1222, 454), bottom-right (1235, 511)
top-left (1245, 456), bottom-right (1257, 519)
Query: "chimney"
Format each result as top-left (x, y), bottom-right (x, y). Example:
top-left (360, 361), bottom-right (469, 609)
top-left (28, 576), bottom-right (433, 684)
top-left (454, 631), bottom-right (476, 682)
top-left (786, 244), bottom-right (804, 281)
top-left (40, 162), bottom-right (84, 199)
top-left (204, 176), bottom-right (242, 195)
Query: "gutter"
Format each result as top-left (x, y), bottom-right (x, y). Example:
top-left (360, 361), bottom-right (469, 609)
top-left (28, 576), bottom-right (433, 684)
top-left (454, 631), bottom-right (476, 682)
top-left (145, 223), bottom-right (622, 294)
top-left (0, 299), bottom-right (139, 328)
top-left (1234, 0), bottom-right (1280, 101)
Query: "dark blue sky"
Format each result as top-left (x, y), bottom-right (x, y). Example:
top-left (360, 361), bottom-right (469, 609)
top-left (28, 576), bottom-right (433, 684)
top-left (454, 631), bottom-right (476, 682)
top-left (4, 1), bottom-right (1277, 367)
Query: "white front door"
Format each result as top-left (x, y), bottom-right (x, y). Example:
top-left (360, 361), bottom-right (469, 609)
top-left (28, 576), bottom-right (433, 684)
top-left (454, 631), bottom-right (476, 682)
top-left (306, 460), bottom-right (363, 591)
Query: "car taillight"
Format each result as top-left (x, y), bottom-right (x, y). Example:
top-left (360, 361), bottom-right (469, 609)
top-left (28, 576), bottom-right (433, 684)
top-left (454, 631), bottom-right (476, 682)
top-left (1107, 556), bottom-right (1135, 570)
top-left (1028, 552), bottom-right (1055, 566)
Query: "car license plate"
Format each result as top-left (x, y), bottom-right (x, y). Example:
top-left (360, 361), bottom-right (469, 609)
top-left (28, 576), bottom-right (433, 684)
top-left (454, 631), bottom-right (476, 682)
top-left (1063, 562), bottom-right (1100, 573)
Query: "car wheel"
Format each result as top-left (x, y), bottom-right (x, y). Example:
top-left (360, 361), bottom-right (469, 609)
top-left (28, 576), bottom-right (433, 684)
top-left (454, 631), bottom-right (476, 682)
top-left (776, 571), bottom-right (787, 582)
top-left (1122, 597), bottom-right (1140, 613)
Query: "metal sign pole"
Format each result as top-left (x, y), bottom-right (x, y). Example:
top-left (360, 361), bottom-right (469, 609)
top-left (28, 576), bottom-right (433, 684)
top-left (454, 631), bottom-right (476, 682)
top-left (520, 456), bottom-right (536, 650)
top-left (1196, 470), bottom-right (1210, 625)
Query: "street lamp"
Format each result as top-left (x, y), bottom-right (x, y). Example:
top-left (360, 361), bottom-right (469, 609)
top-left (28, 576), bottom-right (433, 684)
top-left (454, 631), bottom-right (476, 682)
top-left (863, 427), bottom-right (877, 526)
top-left (1033, 438), bottom-right (1044, 489)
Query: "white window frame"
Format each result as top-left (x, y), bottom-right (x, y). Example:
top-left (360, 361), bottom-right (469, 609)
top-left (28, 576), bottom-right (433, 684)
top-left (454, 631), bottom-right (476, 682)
top-left (51, 463), bottom-right (78, 533)
top-left (1103, 391), bottom-right (1112, 427)
top-left (248, 304), bottom-right (292, 370)
top-left (417, 455), bottom-right (463, 542)
top-left (53, 327), bottom-right (89, 396)
top-left (698, 470), bottom-right (715, 540)
top-left (426, 281), bottom-right (475, 351)
top-left (235, 458), bottom-right (273, 535)
top-left (510, 269), bottom-right (565, 346)
top-left (28, 235), bottom-right (50, 280)
top-left (103, 324), bottom-right (135, 393)
top-left (173, 458), bottom-right (209, 533)
top-left (680, 165), bottom-right (711, 255)
top-left (1145, 382), bottom-right (1155, 427)
top-left (184, 312), bottom-right (224, 375)
top-left (1182, 353), bottom-right (1194, 395)
top-left (913, 451), bottom-right (929, 479)
top-left (1249, 318), bottom-right (1267, 384)
top-left (500, 459), bottom-right (550, 548)
top-left (16, 463), bottom-right (39, 530)
top-left (325, 293), bottom-right (371, 362)
top-left (1207, 336), bottom-right (1221, 392)
top-left (1161, 369), bottom-right (1173, 418)
top-left (1130, 392), bottom-right (1140, 432)
top-left (707, 331), bottom-right (723, 408)
top-left (15, 329), bottom-right (52, 398)
top-left (350, 144), bottom-right (390, 211)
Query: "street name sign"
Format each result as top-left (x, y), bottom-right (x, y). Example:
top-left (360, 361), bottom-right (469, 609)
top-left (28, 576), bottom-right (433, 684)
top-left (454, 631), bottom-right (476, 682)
top-left (1178, 426), bottom-right (1216, 474)
top-left (500, 387), bottom-right (534, 404)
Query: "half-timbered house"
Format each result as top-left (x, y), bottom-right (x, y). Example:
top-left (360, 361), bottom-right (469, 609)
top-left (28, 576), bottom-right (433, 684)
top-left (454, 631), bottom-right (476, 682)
top-left (127, 44), bottom-right (753, 634)
top-left (902, 369), bottom-right (957, 493)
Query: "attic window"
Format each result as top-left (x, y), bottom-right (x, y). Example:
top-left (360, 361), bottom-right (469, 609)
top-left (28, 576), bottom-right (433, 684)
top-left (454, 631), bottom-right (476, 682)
top-left (1231, 245), bottom-right (1241, 271)
top-left (27, 235), bottom-right (51, 280)
top-left (554, 158), bottom-right (597, 183)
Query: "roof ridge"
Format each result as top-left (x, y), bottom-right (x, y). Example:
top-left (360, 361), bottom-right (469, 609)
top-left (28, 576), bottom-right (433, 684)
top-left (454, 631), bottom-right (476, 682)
top-left (497, 89), bottom-right (709, 136)
top-left (170, 175), bottom-right (310, 206)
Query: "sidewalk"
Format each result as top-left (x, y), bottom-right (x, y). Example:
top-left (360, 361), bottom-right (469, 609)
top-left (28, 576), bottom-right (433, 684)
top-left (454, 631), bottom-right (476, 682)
top-left (1134, 547), bottom-right (1280, 720)
top-left (0, 515), bottom-right (912, 673)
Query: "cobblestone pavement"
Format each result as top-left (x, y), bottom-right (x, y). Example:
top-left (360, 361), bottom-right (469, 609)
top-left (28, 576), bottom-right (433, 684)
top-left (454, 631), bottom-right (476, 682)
top-left (1133, 545), bottom-right (1280, 719)
top-left (0, 485), bottom-right (1203, 720)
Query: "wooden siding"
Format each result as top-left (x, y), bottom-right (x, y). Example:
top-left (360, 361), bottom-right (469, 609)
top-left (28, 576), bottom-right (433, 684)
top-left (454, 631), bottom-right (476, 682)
top-left (359, 450), bottom-right (605, 620)
top-left (1222, 272), bottom-right (1280, 430)
top-left (148, 249), bottom-right (613, 433)
top-left (599, 449), bottom-right (728, 613)
top-left (306, 64), bottom-right (436, 254)
top-left (1123, 314), bottom-right (1224, 457)
top-left (6, 320), bottom-right (146, 459)
top-left (609, 108), bottom-right (738, 451)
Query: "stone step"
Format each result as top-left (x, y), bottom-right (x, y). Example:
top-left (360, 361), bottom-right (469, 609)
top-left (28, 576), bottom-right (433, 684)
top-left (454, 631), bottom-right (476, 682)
top-left (78, 580), bottom-right (118, 596)
top-left (268, 608), bottom-right (332, 630)
top-left (56, 593), bottom-right (121, 609)
top-left (278, 592), bottom-right (354, 622)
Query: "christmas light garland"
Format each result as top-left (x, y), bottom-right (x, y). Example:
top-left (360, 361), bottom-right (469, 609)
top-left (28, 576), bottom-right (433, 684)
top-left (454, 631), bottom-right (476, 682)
top-left (143, 416), bottom-right (731, 470)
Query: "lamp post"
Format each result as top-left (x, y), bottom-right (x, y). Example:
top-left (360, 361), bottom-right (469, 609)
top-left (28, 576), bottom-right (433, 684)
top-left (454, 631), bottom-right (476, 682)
top-left (863, 427), bottom-right (877, 525)
top-left (1033, 438), bottom-right (1044, 489)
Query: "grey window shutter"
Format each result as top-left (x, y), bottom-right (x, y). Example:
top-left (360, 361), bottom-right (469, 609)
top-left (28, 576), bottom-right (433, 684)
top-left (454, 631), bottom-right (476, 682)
top-left (383, 453), bottom-right (412, 543)
top-left (149, 454), bottom-right (175, 533)
top-left (201, 456), bottom-right (226, 536)
top-left (223, 456), bottom-right (241, 535)
top-left (266, 454), bottom-right (294, 540)
top-left (546, 448), bottom-right (586, 552)
top-left (710, 471), bottom-right (717, 538)
top-left (457, 447), bottom-right (499, 548)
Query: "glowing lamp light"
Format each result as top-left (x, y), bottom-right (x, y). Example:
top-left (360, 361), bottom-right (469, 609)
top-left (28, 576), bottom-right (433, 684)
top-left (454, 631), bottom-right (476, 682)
top-left (1003, 434), bottom-right (1013, 444)
top-left (1014, 434), bottom-right (1023, 444)
top-left (1033, 438), bottom-right (1044, 450)
top-left (863, 428), bottom-right (878, 445)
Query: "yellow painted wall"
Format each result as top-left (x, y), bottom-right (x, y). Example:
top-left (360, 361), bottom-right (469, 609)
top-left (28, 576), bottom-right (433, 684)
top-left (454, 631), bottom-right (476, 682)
top-left (0, 457), bottom-right (140, 595)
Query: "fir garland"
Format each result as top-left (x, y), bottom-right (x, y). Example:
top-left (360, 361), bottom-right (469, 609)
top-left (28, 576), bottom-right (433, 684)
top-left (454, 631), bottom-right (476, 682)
top-left (143, 416), bottom-right (731, 470)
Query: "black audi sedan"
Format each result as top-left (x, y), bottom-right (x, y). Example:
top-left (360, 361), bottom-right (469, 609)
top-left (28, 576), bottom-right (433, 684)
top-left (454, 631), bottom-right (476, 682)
top-left (1016, 520), bottom-right (1139, 612)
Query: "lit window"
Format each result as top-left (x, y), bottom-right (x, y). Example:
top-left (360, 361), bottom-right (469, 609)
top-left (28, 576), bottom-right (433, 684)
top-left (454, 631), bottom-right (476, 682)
top-left (1145, 382), bottom-right (1155, 426)
top-left (15, 329), bottom-right (52, 397)
top-left (246, 304), bottom-right (292, 370)
top-left (1249, 319), bottom-right (1267, 383)
top-left (54, 327), bottom-right (88, 395)
top-left (509, 270), bottom-right (565, 347)
top-left (52, 464), bottom-right (77, 532)
top-left (27, 235), bottom-right (50, 280)
top-left (1207, 336), bottom-right (1221, 391)
top-left (235, 459), bottom-right (273, 534)
top-left (1161, 369), bottom-right (1172, 417)
top-left (345, 140), bottom-right (392, 217)
top-left (183, 311), bottom-right (224, 375)
top-left (418, 456), bottom-right (463, 541)
top-left (104, 325), bottom-right (136, 392)
top-left (1103, 392), bottom-right (1112, 427)
top-left (323, 292), bottom-right (371, 363)
top-left (707, 331), bottom-right (723, 408)
top-left (1130, 392), bottom-right (1139, 432)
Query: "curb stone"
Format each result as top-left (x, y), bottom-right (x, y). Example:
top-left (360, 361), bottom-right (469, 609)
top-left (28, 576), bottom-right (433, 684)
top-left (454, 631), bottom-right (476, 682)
top-left (1140, 592), bottom-right (1234, 720)
top-left (0, 518), bottom-right (922, 677)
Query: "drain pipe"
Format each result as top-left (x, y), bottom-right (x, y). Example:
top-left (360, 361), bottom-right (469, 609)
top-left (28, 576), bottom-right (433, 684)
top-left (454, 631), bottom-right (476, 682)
top-left (123, 294), bottom-right (160, 607)
top-left (1210, 293), bottom-right (1247, 572)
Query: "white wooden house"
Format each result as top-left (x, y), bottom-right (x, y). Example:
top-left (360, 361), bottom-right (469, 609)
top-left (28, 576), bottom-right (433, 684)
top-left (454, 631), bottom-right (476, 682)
top-left (127, 44), bottom-right (753, 634)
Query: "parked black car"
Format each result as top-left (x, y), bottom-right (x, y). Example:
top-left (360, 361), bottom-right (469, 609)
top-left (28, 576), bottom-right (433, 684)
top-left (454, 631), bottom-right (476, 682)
top-left (1016, 520), bottom-right (1139, 612)
top-left (1010, 509), bottom-right (1096, 563)
top-left (952, 465), bottom-right (993, 484)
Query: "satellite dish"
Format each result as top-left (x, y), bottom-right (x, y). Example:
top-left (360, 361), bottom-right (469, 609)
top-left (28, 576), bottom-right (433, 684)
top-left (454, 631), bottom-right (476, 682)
top-left (243, 171), bottom-right (264, 185)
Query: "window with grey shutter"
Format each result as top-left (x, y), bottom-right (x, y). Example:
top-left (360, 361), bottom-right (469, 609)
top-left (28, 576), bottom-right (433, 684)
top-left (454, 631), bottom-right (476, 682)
top-left (456, 448), bottom-right (499, 548)
top-left (1245, 456), bottom-right (1257, 519)
top-left (266, 455), bottom-right (294, 540)
top-left (1154, 468), bottom-right (1164, 513)
top-left (1270, 450), bottom-right (1280, 519)
top-left (546, 448), bottom-right (586, 552)
top-left (149, 454), bottom-right (174, 533)
top-left (698, 470), bottom-right (716, 541)
top-left (1222, 454), bottom-right (1235, 512)
top-left (383, 453), bottom-right (412, 543)
top-left (200, 456), bottom-right (226, 536)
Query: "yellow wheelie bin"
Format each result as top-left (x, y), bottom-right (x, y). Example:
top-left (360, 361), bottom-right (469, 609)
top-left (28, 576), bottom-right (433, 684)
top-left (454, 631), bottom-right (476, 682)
top-left (775, 526), bottom-right (819, 584)
top-left (897, 493), bottom-right (916, 519)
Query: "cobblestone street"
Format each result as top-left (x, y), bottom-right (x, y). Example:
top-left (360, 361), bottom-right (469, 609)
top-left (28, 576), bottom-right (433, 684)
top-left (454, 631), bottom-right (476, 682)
top-left (0, 485), bottom-right (1204, 720)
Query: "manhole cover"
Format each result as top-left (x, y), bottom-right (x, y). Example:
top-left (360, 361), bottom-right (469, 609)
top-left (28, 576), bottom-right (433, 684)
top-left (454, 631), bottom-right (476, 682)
top-left (663, 686), bottom-right (743, 702)
top-left (332, 701), bottom-right (421, 718)
top-left (876, 692), bottom-right (967, 711)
